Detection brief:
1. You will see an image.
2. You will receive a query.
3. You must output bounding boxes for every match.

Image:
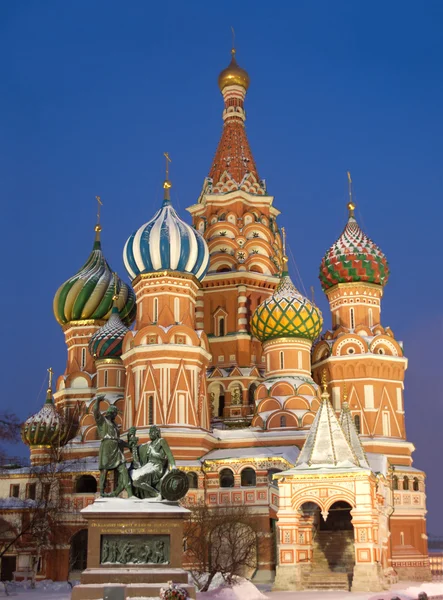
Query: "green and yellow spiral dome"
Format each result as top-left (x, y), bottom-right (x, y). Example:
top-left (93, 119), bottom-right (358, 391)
top-left (251, 269), bottom-right (323, 342)
top-left (53, 231), bottom-right (136, 327)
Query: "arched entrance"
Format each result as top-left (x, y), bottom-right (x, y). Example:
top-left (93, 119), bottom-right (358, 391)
top-left (69, 529), bottom-right (88, 575)
top-left (298, 500), bottom-right (355, 590)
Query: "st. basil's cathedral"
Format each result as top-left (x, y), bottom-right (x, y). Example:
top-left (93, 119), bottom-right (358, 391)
top-left (0, 49), bottom-right (431, 592)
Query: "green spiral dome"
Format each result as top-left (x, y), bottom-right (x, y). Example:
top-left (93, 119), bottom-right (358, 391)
top-left (53, 233), bottom-right (136, 327)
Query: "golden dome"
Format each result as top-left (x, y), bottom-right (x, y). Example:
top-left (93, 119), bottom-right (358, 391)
top-left (218, 49), bottom-right (250, 91)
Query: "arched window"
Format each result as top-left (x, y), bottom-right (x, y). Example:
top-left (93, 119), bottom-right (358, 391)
top-left (400, 531), bottom-right (405, 545)
top-left (187, 472), bottom-right (198, 489)
top-left (297, 350), bottom-right (302, 369)
top-left (219, 468), bottom-right (234, 488)
top-left (248, 383), bottom-right (258, 406)
top-left (75, 475), bottom-right (97, 494)
top-left (241, 468), bottom-right (256, 487)
top-left (117, 370), bottom-right (121, 387)
top-left (392, 475), bottom-right (399, 490)
top-left (280, 351), bottom-right (284, 369)
top-left (280, 416), bottom-right (286, 427)
top-left (350, 307), bottom-right (355, 329)
top-left (153, 298), bottom-right (159, 322)
top-left (268, 468), bottom-right (281, 485)
top-left (81, 348), bottom-right (86, 369)
top-left (413, 477), bottom-right (419, 492)
top-left (219, 317), bottom-right (225, 337)
top-left (148, 395), bottom-right (154, 425)
top-left (104, 370), bottom-right (108, 388)
top-left (354, 414), bottom-right (361, 434)
top-left (403, 476), bottom-right (409, 491)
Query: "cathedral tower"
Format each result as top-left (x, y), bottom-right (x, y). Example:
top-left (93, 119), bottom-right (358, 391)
top-left (187, 49), bottom-right (283, 422)
top-left (52, 210), bottom-right (135, 420)
top-left (121, 168), bottom-right (212, 458)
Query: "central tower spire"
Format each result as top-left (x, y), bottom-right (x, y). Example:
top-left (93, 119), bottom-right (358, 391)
top-left (207, 47), bottom-right (264, 195)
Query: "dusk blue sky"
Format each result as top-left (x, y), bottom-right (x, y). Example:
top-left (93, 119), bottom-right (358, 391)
top-left (1, 2), bottom-right (442, 532)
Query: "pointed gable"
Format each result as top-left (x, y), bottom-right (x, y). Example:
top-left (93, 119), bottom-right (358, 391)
top-left (340, 402), bottom-right (370, 468)
top-left (295, 396), bottom-right (360, 470)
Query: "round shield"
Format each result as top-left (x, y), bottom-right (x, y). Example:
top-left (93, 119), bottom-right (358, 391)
top-left (160, 469), bottom-right (189, 501)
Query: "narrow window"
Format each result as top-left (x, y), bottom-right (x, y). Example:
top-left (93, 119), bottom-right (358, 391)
top-left (174, 297), bottom-right (180, 322)
top-left (81, 347), bottom-right (86, 369)
top-left (382, 412), bottom-right (390, 436)
top-left (350, 307), bottom-right (355, 329)
top-left (403, 476), bottom-right (409, 491)
top-left (280, 351), bottom-right (284, 369)
top-left (117, 370), bottom-right (121, 387)
top-left (27, 483), bottom-right (37, 500)
top-left (43, 483), bottom-right (51, 500)
top-left (413, 477), bottom-right (419, 492)
top-left (368, 308), bottom-right (373, 327)
top-left (219, 317), bottom-right (225, 337)
top-left (10, 484), bottom-right (19, 498)
top-left (354, 414), bottom-right (361, 434)
top-left (297, 351), bottom-right (302, 369)
top-left (104, 370), bottom-right (108, 387)
top-left (148, 395), bottom-right (154, 425)
top-left (400, 532), bottom-right (405, 545)
top-left (153, 298), bottom-right (159, 322)
top-left (336, 311), bottom-right (340, 326)
top-left (178, 393), bottom-right (186, 423)
top-left (393, 476), bottom-right (399, 490)
top-left (280, 416), bottom-right (286, 428)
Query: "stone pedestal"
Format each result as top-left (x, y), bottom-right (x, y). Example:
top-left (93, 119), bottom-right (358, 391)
top-left (351, 563), bottom-right (384, 592)
top-left (71, 498), bottom-right (195, 600)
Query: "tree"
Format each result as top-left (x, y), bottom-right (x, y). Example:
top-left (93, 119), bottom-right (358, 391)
top-left (0, 406), bottom-right (83, 586)
top-left (0, 412), bottom-right (21, 466)
top-left (183, 502), bottom-right (261, 592)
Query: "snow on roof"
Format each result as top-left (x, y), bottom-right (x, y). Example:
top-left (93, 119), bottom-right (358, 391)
top-left (340, 402), bottom-right (370, 468)
top-left (263, 375), bottom-right (317, 389)
top-left (293, 397), bottom-right (364, 471)
top-left (81, 497), bottom-right (190, 515)
top-left (202, 445), bottom-right (299, 466)
top-left (366, 453), bottom-right (388, 476)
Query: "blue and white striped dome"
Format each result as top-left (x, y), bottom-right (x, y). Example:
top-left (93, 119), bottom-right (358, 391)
top-left (123, 199), bottom-right (210, 282)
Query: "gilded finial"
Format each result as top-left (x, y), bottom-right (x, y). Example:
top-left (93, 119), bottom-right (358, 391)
top-left (346, 171), bottom-right (355, 218)
top-left (321, 369), bottom-right (328, 392)
top-left (163, 152), bottom-right (172, 201)
top-left (281, 227), bottom-right (288, 266)
top-left (46, 367), bottom-right (54, 403)
top-left (112, 272), bottom-right (119, 304)
top-left (343, 381), bottom-right (348, 403)
top-left (310, 285), bottom-right (315, 303)
top-left (321, 369), bottom-right (331, 401)
top-left (231, 26), bottom-right (236, 55)
top-left (95, 196), bottom-right (103, 241)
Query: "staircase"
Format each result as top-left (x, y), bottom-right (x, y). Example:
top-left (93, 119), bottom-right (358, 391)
top-left (303, 530), bottom-right (355, 591)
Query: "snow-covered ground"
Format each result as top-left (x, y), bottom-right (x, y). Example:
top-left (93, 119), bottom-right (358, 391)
top-left (2, 578), bottom-right (443, 600)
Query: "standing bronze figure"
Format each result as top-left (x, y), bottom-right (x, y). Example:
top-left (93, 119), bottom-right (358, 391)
top-left (93, 395), bottom-right (132, 497)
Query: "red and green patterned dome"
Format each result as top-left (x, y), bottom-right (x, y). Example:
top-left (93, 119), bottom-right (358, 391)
top-left (88, 304), bottom-right (128, 359)
top-left (319, 204), bottom-right (390, 291)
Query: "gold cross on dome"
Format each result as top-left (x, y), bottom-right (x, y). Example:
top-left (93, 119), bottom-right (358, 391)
top-left (47, 367), bottom-right (54, 391)
top-left (96, 195), bottom-right (103, 224)
top-left (164, 152), bottom-right (172, 180)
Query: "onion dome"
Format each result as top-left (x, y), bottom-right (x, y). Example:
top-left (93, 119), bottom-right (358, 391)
top-left (88, 278), bottom-right (128, 359)
top-left (218, 48), bottom-right (250, 91)
top-left (53, 221), bottom-right (136, 327)
top-left (21, 369), bottom-right (75, 448)
top-left (319, 201), bottom-right (390, 291)
top-left (251, 259), bottom-right (323, 342)
top-left (123, 174), bottom-right (210, 282)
